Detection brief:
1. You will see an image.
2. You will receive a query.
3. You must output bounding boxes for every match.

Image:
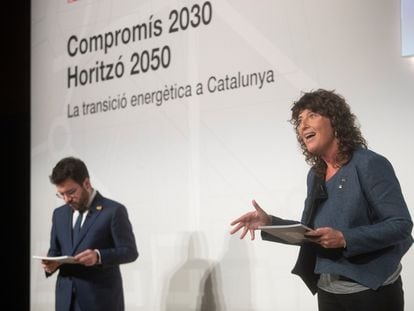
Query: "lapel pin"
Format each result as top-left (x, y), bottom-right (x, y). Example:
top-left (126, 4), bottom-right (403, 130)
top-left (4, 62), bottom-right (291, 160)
top-left (339, 177), bottom-right (347, 189)
top-left (96, 205), bottom-right (103, 211)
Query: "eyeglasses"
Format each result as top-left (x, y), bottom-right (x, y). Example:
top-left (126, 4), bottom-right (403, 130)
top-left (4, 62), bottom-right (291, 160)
top-left (56, 187), bottom-right (78, 200)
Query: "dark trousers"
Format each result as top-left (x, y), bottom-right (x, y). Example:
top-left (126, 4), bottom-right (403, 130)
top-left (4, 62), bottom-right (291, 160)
top-left (317, 277), bottom-right (404, 311)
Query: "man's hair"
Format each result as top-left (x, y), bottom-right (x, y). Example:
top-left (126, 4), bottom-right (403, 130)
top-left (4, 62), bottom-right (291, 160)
top-left (49, 157), bottom-right (89, 185)
top-left (290, 89), bottom-right (367, 176)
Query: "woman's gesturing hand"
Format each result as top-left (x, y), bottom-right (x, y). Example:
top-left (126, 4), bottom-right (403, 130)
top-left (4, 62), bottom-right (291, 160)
top-left (230, 200), bottom-right (271, 240)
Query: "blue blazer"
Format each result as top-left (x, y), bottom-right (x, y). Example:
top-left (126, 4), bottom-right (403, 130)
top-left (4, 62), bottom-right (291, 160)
top-left (263, 149), bottom-right (413, 293)
top-left (47, 192), bottom-right (138, 311)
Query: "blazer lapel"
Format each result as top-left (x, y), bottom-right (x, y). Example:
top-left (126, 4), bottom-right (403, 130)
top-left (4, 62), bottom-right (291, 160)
top-left (65, 205), bottom-right (75, 250)
top-left (303, 174), bottom-right (328, 227)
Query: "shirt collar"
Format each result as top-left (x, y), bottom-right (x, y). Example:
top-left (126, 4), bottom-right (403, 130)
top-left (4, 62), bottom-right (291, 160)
top-left (87, 189), bottom-right (97, 208)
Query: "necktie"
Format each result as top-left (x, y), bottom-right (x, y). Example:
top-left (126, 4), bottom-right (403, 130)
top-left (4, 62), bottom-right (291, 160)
top-left (72, 211), bottom-right (84, 246)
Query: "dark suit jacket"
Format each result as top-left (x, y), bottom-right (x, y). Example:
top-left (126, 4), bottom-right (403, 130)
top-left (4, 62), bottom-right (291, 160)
top-left (47, 192), bottom-right (138, 311)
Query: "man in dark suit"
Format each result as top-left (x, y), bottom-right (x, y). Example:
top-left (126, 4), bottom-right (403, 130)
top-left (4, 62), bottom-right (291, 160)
top-left (42, 157), bottom-right (138, 311)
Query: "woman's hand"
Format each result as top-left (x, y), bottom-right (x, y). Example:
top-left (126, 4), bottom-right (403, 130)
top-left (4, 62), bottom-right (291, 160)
top-left (230, 200), bottom-right (272, 240)
top-left (305, 227), bottom-right (346, 248)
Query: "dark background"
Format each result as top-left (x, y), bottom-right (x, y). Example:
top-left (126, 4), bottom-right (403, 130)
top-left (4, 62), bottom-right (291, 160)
top-left (1, 2), bottom-right (30, 310)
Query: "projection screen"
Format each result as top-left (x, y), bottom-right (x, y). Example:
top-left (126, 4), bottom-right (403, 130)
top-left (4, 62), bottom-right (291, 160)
top-left (31, 1), bottom-right (414, 310)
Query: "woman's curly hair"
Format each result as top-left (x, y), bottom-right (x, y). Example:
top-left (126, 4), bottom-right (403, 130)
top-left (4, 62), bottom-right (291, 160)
top-left (290, 89), bottom-right (367, 176)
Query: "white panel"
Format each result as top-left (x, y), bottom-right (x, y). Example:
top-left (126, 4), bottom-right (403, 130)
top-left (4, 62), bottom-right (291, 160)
top-left (31, 1), bottom-right (414, 310)
top-left (402, 0), bottom-right (414, 56)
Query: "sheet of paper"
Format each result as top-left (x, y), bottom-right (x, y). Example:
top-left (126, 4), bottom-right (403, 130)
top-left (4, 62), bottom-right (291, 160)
top-left (32, 255), bottom-right (77, 264)
top-left (259, 223), bottom-right (313, 244)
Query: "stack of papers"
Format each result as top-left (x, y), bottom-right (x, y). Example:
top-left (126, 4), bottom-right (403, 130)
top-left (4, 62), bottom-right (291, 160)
top-left (32, 255), bottom-right (77, 264)
top-left (259, 223), bottom-right (313, 244)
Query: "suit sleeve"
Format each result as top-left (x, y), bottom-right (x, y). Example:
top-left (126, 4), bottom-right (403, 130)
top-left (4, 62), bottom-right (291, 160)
top-left (45, 210), bottom-right (62, 277)
top-left (47, 209), bottom-right (62, 257)
top-left (99, 205), bottom-right (139, 265)
top-left (342, 154), bottom-right (413, 257)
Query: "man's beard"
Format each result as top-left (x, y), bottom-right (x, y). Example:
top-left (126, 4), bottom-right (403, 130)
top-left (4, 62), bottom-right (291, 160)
top-left (70, 188), bottom-right (89, 212)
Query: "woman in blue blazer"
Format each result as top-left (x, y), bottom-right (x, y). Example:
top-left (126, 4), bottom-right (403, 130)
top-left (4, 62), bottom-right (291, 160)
top-left (230, 89), bottom-right (412, 311)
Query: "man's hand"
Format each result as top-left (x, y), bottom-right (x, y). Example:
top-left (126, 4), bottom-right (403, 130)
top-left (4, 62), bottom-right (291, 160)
top-left (230, 200), bottom-right (272, 240)
top-left (42, 260), bottom-right (61, 274)
top-left (74, 249), bottom-right (99, 266)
